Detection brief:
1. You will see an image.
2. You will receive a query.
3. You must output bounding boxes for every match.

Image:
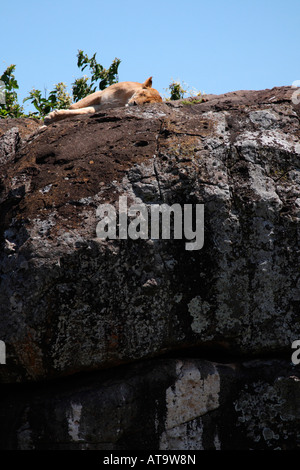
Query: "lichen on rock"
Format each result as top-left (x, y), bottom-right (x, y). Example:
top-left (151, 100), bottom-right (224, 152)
top-left (1, 86), bottom-right (300, 449)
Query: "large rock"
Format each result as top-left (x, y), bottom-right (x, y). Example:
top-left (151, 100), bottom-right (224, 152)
top-left (0, 118), bottom-right (41, 165)
top-left (1, 87), bottom-right (300, 382)
top-left (1, 358), bottom-right (299, 450)
top-left (1, 86), bottom-right (300, 449)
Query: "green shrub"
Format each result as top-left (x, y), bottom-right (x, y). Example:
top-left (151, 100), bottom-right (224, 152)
top-left (72, 50), bottom-right (121, 102)
top-left (168, 80), bottom-right (187, 100)
top-left (0, 65), bottom-right (25, 118)
top-left (0, 51), bottom-right (121, 119)
top-left (166, 79), bottom-right (204, 102)
top-left (24, 82), bottom-right (73, 118)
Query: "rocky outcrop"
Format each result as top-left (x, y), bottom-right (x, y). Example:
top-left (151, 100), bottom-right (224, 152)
top-left (0, 118), bottom-right (41, 165)
top-left (1, 358), bottom-right (299, 450)
top-left (1, 86), bottom-right (300, 450)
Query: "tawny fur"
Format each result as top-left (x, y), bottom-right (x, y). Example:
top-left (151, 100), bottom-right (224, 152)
top-left (44, 77), bottom-right (162, 125)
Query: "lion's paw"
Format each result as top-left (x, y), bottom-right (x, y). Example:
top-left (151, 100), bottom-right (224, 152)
top-left (44, 109), bottom-right (64, 125)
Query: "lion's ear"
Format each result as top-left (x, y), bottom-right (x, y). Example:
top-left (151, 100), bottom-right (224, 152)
top-left (142, 77), bottom-right (152, 88)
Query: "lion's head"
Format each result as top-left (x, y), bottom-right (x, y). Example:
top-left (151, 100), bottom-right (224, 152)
top-left (127, 77), bottom-right (163, 106)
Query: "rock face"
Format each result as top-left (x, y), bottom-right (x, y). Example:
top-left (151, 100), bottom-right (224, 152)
top-left (1, 86), bottom-right (300, 450)
top-left (2, 358), bottom-right (300, 450)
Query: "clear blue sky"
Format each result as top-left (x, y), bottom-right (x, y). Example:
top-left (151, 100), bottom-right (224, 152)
top-left (1, 0), bottom-right (300, 113)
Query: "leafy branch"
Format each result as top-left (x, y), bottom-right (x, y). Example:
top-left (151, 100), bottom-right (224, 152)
top-left (0, 51), bottom-right (121, 119)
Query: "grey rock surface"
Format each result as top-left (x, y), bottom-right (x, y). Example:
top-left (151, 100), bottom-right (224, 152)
top-left (1, 358), bottom-right (299, 450)
top-left (0, 86), bottom-right (300, 449)
top-left (0, 127), bottom-right (20, 165)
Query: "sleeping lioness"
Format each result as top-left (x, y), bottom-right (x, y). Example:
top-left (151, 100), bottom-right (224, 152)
top-left (44, 77), bottom-right (162, 125)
